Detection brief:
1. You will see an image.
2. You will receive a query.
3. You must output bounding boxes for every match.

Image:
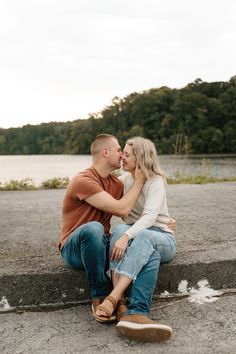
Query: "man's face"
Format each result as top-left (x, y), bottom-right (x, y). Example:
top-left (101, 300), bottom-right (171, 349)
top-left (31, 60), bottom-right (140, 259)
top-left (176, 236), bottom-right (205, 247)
top-left (107, 138), bottom-right (123, 169)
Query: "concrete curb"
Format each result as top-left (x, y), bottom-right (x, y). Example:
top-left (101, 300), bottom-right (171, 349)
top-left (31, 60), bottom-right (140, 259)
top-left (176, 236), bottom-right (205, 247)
top-left (1, 259), bottom-right (235, 307)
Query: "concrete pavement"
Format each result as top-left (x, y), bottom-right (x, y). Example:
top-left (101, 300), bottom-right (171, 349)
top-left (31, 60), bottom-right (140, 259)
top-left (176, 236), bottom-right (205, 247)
top-left (0, 293), bottom-right (236, 354)
top-left (0, 182), bottom-right (236, 307)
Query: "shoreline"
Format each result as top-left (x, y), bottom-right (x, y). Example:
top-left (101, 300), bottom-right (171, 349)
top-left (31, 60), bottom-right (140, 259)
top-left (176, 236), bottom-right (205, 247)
top-left (1, 175), bottom-right (236, 191)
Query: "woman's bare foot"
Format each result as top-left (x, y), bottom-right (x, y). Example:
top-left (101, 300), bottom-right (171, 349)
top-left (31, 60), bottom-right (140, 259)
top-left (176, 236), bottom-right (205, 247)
top-left (95, 297), bottom-right (116, 317)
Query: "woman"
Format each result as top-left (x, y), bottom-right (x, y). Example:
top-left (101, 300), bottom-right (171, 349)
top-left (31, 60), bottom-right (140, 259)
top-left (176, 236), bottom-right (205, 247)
top-left (95, 137), bottom-right (176, 322)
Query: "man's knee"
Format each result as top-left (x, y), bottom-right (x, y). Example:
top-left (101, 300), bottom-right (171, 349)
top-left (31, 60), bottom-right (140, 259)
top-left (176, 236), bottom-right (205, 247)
top-left (72, 222), bottom-right (104, 250)
top-left (81, 221), bottom-right (104, 237)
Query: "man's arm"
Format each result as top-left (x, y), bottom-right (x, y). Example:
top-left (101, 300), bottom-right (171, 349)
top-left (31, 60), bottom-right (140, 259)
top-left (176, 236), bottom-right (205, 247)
top-left (85, 167), bottom-right (145, 217)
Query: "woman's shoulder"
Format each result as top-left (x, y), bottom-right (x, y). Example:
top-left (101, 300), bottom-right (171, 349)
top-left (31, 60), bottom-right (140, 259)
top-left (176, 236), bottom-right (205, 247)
top-left (144, 175), bottom-right (165, 190)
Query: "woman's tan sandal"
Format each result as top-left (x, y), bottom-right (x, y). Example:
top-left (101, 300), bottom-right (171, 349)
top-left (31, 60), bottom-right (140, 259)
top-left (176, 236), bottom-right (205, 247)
top-left (116, 298), bottom-right (128, 322)
top-left (91, 298), bottom-right (104, 314)
top-left (94, 295), bottom-right (117, 323)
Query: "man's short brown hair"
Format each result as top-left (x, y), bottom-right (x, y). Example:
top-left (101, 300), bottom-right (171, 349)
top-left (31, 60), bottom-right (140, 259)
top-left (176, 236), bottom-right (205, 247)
top-left (90, 134), bottom-right (117, 156)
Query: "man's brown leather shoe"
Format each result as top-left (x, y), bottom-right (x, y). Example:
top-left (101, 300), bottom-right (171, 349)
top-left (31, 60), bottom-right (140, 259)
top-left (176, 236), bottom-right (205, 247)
top-left (116, 314), bottom-right (173, 342)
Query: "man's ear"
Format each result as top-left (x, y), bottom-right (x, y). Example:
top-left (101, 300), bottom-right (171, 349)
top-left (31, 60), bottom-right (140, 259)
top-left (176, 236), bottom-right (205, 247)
top-left (103, 147), bottom-right (109, 158)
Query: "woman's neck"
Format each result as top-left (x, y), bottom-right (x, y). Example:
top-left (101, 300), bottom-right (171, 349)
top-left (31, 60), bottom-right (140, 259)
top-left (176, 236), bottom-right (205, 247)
top-left (130, 170), bottom-right (135, 178)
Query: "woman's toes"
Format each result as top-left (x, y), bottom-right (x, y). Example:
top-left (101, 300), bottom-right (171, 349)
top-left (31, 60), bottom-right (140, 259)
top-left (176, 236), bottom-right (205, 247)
top-left (95, 309), bottom-right (106, 317)
top-left (95, 299), bottom-right (115, 318)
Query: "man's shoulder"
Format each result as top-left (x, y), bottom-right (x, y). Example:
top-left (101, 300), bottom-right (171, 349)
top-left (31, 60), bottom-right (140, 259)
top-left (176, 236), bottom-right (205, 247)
top-left (70, 167), bottom-right (123, 191)
top-left (68, 167), bottom-right (103, 199)
top-left (67, 167), bottom-right (98, 191)
top-left (79, 166), bottom-right (95, 177)
top-left (80, 167), bottom-right (123, 185)
top-left (73, 166), bottom-right (98, 181)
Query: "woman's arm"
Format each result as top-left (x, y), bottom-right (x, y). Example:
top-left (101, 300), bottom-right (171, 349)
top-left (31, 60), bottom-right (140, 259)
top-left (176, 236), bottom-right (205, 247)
top-left (123, 177), bottom-right (166, 239)
top-left (111, 177), bottom-right (166, 261)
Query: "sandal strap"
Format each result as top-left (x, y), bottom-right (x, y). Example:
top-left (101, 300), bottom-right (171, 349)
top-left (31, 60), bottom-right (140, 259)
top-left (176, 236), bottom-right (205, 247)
top-left (105, 295), bottom-right (117, 309)
top-left (96, 304), bottom-right (112, 317)
top-left (95, 295), bottom-right (117, 318)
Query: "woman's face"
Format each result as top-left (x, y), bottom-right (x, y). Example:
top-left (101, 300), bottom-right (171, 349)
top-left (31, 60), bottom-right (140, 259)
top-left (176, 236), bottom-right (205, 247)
top-left (122, 144), bottom-right (136, 172)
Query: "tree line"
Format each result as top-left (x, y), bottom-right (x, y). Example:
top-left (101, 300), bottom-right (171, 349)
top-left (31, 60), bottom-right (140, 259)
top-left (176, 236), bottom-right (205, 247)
top-left (0, 76), bottom-right (236, 155)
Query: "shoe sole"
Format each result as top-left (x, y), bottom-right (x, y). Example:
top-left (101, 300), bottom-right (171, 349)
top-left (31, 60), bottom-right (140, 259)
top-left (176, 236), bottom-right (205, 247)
top-left (116, 321), bottom-right (173, 342)
top-left (94, 315), bottom-right (116, 323)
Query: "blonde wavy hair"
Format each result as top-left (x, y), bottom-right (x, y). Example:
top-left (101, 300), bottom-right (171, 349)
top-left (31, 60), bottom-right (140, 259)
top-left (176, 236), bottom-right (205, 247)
top-left (125, 137), bottom-right (166, 181)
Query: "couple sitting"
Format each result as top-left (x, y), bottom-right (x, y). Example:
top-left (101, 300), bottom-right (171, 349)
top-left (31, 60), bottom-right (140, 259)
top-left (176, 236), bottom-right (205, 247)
top-left (59, 134), bottom-right (176, 342)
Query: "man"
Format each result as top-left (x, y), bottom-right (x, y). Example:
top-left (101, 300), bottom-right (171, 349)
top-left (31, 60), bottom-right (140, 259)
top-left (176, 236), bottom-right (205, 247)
top-left (59, 134), bottom-right (174, 342)
top-left (59, 134), bottom-right (145, 304)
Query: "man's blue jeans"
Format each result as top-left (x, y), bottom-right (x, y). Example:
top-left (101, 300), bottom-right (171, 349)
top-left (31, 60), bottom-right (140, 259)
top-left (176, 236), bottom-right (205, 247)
top-left (110, 224), bottom-right (177, 315)
top-left (60, 221), bottom-right (112, 298)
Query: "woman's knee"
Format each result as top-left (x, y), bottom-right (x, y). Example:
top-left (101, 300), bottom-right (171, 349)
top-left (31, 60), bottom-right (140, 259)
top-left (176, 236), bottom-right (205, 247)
top-left (158, 236), bottom-right (177, 263)
top-left (110, 224), bottom-right (130, 246)
top-left (112, 224), bottom-right (130, 236)
top-left (168, 237), bottom-right (177, 260)
top-left (133, 230), bottom-right (154, 247)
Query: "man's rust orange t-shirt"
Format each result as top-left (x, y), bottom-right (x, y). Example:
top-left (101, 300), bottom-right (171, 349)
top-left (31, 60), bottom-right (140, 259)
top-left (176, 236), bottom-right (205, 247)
top-left (59, 166), bottom-right (123, 250)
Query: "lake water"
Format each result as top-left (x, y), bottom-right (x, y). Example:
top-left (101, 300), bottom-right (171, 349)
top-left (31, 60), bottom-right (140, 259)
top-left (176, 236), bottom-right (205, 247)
top-left (1, 154), bottom-right (236, 185)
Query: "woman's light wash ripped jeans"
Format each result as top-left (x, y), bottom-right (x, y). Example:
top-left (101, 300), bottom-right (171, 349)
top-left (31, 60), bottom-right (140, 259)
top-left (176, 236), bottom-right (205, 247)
top-left (110, 224), bottom-right (176, 281)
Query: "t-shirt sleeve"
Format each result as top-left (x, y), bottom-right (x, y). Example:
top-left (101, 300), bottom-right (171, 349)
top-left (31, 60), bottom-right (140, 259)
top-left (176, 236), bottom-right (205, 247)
top-left (74, 175), bottom-right (104, 200)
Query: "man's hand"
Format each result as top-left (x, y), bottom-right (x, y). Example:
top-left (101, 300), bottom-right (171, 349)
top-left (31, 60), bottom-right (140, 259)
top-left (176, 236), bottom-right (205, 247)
top-left (111, 234), bottom-right (129, 261)
top-left (168, 218), bottom-right (176, 232)
top-left (134, 164), bottom-right (146, 185)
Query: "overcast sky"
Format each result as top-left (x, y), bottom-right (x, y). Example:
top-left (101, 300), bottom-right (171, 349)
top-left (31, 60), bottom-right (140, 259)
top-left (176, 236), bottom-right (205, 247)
top-left (0, 0), bottom-right (235, 129)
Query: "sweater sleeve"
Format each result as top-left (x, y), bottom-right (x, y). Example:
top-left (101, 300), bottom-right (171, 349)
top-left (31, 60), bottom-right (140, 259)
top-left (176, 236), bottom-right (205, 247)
top-left (124, 177), bottom-right (166, 240)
